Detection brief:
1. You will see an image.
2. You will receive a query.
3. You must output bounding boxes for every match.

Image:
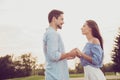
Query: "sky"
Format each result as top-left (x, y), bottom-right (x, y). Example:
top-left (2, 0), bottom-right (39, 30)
top-left (0, 0), bottom-right (120, 69)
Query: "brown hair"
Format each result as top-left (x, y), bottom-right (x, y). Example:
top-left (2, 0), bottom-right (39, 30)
top-left (86, 20), bottom-right (103, 49)
top-left (48, 9), bottom-right (64, 23)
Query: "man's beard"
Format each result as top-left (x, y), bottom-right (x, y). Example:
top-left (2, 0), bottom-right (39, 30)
top-left (57, 25), bottom-right (62, 29)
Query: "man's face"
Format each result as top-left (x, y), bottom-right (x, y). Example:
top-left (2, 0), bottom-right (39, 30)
top-left (55, 14), bottom-right (64, 29)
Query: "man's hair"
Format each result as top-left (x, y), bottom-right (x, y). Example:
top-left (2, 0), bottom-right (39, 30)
top-left (48, 9), bottom-right (64, 23)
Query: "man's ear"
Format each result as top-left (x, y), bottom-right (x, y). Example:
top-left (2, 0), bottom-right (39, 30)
top-left (53, 17), bottom-right (57, 22)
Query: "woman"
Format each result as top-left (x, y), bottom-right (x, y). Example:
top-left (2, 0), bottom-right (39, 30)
top-left (76, 20), bottom-right (106, 80)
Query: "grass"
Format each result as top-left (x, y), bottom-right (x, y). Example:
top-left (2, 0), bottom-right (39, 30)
top-left (7, 75), bottom-right (44, 80)
top-left (70, 73), bottom-right (84, 78)
top-left (7, 72), bottom-right (120, 80)
top-left (107, 79), bottom-right (120, 80)
top-left (104, 72), bottom-right (115, 75)
top-left (8, 74), bottom-right (82, 80)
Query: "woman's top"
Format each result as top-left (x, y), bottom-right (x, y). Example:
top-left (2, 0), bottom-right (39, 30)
top-left (80, 42), bottom-right (103, 68)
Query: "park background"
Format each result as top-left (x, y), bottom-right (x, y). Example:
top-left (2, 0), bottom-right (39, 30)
top-left (0, 0), bottom-right (120, 80)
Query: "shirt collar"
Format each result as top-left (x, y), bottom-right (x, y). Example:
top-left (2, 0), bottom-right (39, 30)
top-left (48, 26), bottom-right (56, 32)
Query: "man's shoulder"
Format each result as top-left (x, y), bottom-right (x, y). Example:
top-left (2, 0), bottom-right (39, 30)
top-left (45, 30), bottom-right (55, 36)
top-left (44, 30), bottom-right (58, 39)
top-left (46, 28), bottom-right (58, 35)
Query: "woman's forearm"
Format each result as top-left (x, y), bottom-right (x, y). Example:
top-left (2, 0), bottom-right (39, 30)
top-left (81, 53), bottom-right (92, 63)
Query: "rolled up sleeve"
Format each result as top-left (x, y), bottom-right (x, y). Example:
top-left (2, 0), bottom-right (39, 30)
top-left (47, 33), bottom-right (61, 62)
top-left (91, 45), bottom-right (103, 65)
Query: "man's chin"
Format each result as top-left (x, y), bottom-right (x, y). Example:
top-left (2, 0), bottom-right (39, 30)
top-left (57, 26), bottom-right (62, 29)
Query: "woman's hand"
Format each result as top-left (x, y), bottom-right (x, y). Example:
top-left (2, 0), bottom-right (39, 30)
top-left (75, 48), bottom-right (82, 58)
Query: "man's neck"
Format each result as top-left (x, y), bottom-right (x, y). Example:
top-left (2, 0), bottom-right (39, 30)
top-left (49, 23), bottom-right (57, 31)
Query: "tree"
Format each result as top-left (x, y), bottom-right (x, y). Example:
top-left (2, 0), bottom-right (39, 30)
top-left (112, 27), bottom-right (120, 73)
top-left (0, 55), bottom-right (15, 79)
top-left (102, 63), bottom-right (114, 72)
top-left (38, 64), bottom-right (45, 75)
top-left (75, 63), bottom-right (84, 73)
top-left (0, 53), bottom-right (37, 79)
top-left (14, 53), bottom-right (36, 77)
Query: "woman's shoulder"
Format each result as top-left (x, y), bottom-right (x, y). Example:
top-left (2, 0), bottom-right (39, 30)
top-left (92, 38), bottom-right (100, 45)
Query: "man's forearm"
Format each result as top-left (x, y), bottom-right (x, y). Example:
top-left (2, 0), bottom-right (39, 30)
top-left (59, 52), bottom-right (70, 60)
top-left (60, 51), bottom-right (76, 60)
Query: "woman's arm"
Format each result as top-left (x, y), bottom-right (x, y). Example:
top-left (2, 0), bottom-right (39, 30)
top-left (76, 48), bottom-right (92, 63)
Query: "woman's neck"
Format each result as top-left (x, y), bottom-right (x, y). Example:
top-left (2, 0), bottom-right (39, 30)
top-left (86, 34), bottom-right (94, 43)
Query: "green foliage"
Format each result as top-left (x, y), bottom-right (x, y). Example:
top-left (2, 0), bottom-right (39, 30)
top-left (102, 63), bottom-right (114, 72)
top-left (69, 63), bottom-right (84, 74)
top-left (0, 53), bottom-right (37, 79)
top-left (69, 69), bottom-right (76, 74)
top-left (38, 69), bottom-right (45, 75)
top-left (75, 63), bottom-right (84, 73)
top-left (112, 27), bottom-right (120, 72)
top-left (0, 55), bottom-right (15, 79)
top-left (14, 53), bottom-right (36, 77)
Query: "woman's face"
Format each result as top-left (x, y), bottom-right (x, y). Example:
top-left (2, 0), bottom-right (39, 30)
top-left (81, 22), bottom-right (92, 35)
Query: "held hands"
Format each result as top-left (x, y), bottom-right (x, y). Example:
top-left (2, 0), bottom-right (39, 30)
top-left (75, 48), bottom-right (82, 58)
top-left (67, 48), bottom-right (77, 59)
top-left (67, 48), bottom-right (82, 60)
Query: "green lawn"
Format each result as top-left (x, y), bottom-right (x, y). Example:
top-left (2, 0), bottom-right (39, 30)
top-left (8, 74), bottom-right (82, 80)
top-left (7, 72), bottom-right (120, 80)
top-left (8, 75), bottom-right (44, 80)
top-left (107, 79), bottom-right (120, 80)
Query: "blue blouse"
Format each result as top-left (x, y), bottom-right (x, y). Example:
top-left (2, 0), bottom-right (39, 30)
top-left (80, 42), bottom-right (104, 68)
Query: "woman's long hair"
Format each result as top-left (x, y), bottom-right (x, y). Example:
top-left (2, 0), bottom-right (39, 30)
top-left (86, 20), bottom-right (103, 50)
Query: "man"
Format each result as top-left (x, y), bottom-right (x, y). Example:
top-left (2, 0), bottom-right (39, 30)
top-left (43, 9), bottom-right (77, 80)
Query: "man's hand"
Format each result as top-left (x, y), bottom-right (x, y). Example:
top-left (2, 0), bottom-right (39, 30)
top-left (60, 48), bottom-right (80, 60)
top-left (69, 48), bottom-right (78, 56)
top-left (66, 48), bottom-right (77, 60)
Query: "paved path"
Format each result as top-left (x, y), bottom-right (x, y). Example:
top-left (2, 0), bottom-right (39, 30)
top-left (70, 75), bottom-right (120, 80)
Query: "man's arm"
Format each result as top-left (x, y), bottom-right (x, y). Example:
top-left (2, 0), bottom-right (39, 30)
top-left (47, 32), bottom-right (77, 61)
top-left (47, 33), bottom-right (62, 61)
top-left (60, 49), bottom-right (77, 60)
